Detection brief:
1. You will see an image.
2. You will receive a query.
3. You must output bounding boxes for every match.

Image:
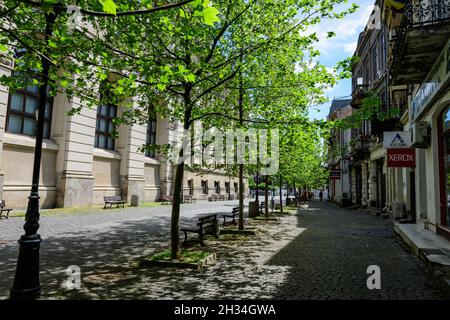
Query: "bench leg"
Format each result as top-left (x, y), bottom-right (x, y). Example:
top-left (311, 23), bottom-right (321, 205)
top-left (104, 203), bottom-right (107, 209)
top-left (6, 209), bottom-right (11, 218)
top-left (232, 216), bottom-right (236, 226)
top-left (223, 216), bottom-right (227, 227)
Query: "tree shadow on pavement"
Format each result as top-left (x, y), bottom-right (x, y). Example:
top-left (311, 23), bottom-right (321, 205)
top-left (0, 210), bottom-right (279, 300)
top-left (264, 200), bottom-right (445, 300)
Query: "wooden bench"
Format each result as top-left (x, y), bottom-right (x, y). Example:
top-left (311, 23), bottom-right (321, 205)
top-left (103, 196), bottom-right (126, 209)
top-left (183, 195), bottom-right (197, 203)
top-left (160, 195), bottom-right (173, 205)
top-left (208, 194), bottom-right (219, 202)
top-left (180, 214), bottom-right (219, 246)
top-left (222, 207), bottom-right (239, 226)
top-left (0, 200), bottom-right (12, 218)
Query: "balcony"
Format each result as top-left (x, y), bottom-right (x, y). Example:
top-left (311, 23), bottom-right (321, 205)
top-left (351, 84), bottom-right (369, 109)
top-left (350, 135), bottom-right (371, 161)
top-left (390, 0), bottom-right (450, 85)
top-left (370, 117), bottom-right (400, 141)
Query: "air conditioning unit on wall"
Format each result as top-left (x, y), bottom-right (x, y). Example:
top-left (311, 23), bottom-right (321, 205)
top-left (391, 201), bottom-right (404, 219)
top-left (410, 121), bottom-right (430, 148)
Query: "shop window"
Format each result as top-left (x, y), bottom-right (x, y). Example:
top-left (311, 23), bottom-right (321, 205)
top-left (438, 106), bottom-right (450, 229)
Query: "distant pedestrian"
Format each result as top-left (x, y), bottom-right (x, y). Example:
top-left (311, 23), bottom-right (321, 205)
top-left (319, 190), bottom-right (323, 201)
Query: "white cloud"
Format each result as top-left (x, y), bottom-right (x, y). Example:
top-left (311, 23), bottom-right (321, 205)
top-left (344, 41), bottom-right (357, 54)
top-left (304, 1), bottom-right (375, 56)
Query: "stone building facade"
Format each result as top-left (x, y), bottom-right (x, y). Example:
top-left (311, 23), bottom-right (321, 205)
top-left (0, 57), bottom-right (245, 210)
top-left (335, 0), bottom-right (450, 241)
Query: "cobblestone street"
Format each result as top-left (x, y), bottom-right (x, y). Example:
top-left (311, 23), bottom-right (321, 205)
top-left (0, 200), bottom-right (445, 299)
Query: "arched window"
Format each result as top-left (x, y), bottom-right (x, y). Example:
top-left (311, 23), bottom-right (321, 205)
top-left (6, 51), bottom-right (53, 138)
top-left (438, 106), bottom-right (450, 229)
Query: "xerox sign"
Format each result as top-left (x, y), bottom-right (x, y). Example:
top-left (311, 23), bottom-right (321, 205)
top-left (387, 148), bottom-right (416, 168)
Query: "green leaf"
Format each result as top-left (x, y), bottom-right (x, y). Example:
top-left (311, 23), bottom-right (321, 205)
top-left (0, 44), bottom-right (8, 52)
top-left (48, 39), bottom-right (58, 48)
top-left (99, 0), bottom-right (117, 15)
top-left (185, 73), bottom-right (196, 82)
top-left (202, 6), bottom-right (220, 26)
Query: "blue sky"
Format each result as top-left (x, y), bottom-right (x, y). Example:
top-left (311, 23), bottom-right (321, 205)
top-left (307, 0), bottom-right (375, 120)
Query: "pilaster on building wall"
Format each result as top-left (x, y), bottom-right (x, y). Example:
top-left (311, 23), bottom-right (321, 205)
top-left (54, 95), bottom-right (96, 208)
top-left (0, 57), bottom-right (12, 201)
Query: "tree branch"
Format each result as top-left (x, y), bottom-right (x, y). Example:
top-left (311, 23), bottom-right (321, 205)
top-left (191, 67), bottom-right (240, 106)
top-left (17, 0), bottom-right (196, 17)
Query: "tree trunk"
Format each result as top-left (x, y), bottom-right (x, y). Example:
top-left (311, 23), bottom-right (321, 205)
top-left (293, 180), bottom-right (297, 207)
top-left (238, 55), bottom-right (245, 230)
top-left (255, 171), bottom-right (259, 205)
top-left (264, 176), bottom-right (269, 217)
top-left (279, 175), bottom-right (283, 213)
top-left (285, 183), bottom-right (289, 207)
top-left (170, 82), bottom-right (192, 259)
top-left (238, 164), bottom-right (244, 230)
top-left (170, 163), bottom-right (184, 259)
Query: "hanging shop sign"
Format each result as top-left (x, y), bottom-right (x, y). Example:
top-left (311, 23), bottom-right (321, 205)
top-left (387, 148), bottom-right (415, 168)
top-left (330, 170), bottom-right (341, 179)
top-left (411, 38), bottom-right (450, 123)
top-left (383, 131), bottom-right (411, 149)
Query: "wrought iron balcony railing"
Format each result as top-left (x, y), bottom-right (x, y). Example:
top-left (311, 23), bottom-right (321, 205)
top-left (390, 0), bottom-right (450, 82)
top-left (405, 0), bottom-right (450, 26)
top-left (351, 84), bottom-right (369, 108)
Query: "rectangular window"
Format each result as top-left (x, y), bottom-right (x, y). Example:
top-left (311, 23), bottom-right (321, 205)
top-left (225, 182), bottom-right (230, 194)
top-left (146, 114), bottom-right (157, 158)
top-left (188, 179), bottom-right (194, 195)
top-left (214, 181), bottom-right (220, 194)
top-left (7, 88), bottom-right (53, 138)
top-left (201, 180), bottom-right (208, 195)
top-left (363, 58), bottom-right (369, 84)
top-left (372, 45), bottom-right (378, 80)
top-left (234, 182), bottom-right (238, 193)
top-left (95, 103), bottom-right (117, 150)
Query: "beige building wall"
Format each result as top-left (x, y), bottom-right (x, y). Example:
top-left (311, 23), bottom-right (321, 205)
top-left (0, 62), bottom-right (245, 208)
top-left (54, 94), bottom-right (96, 208)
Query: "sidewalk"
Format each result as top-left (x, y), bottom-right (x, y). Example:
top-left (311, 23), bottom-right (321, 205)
top-left (394, 223), bottom-right (450, 297)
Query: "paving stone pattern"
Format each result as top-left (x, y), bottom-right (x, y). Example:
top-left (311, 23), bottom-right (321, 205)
top-left (0, 200), bottom-right (445, 299)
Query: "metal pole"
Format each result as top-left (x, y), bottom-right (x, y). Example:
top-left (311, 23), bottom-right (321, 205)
top-left (10, 12), bottom-right (56, 300)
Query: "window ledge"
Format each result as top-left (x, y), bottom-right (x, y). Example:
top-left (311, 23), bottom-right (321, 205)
top-left (93, 148), bottom-right (121, 160)
top-left (144, 157), bottom-right (160, 165)
top-left (3, 132), bottom-right (59, 151)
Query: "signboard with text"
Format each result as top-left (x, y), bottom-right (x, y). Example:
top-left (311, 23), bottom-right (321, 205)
top-left (387, 148), bottom-right (415, 168)
top-left (383, 131), bottom-right (411, 149)
top-left (411, 37), bottom-right (450, 123)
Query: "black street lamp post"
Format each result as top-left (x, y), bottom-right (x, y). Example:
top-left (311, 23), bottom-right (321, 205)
top-left (10, 12), bottom-right (57, 300)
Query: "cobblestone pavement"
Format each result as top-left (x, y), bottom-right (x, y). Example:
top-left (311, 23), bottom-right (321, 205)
top-left (0, 200), bottom-right (445, 299)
